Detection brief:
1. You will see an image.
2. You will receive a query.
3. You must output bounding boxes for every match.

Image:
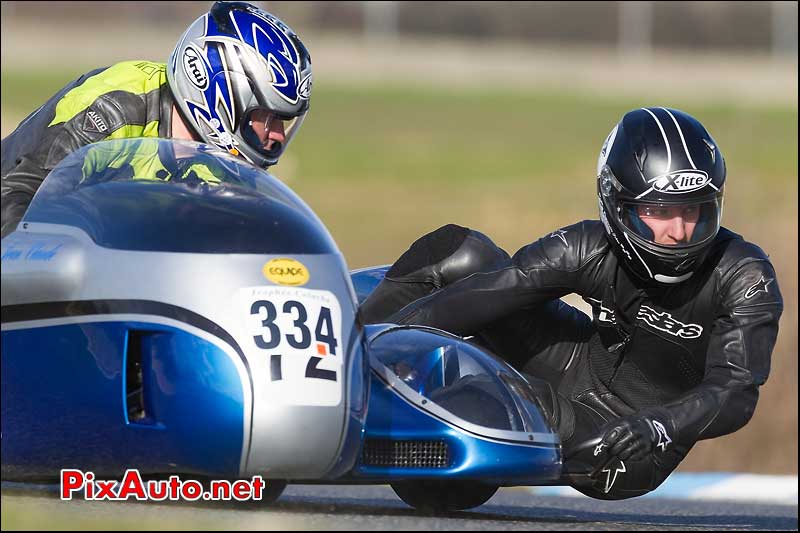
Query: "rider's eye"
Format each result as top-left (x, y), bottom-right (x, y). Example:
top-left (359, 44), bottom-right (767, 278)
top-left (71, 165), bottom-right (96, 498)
top-left (641, 207), bottom-right (665, 217)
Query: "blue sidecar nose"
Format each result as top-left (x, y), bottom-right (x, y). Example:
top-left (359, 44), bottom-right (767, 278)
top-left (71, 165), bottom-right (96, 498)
top-left (349, 325), bottom-right (562, 484)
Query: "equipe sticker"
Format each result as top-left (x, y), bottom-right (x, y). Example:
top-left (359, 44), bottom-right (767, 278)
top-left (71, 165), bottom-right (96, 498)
top-left (262, 258), bottom-right (310, 286)
top-left (236, 286), bottom-right (342, 406)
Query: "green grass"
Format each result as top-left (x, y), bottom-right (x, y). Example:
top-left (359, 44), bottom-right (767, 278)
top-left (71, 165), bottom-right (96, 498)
top-left (283, 83), bottom-right (798, 188)
top-left (0, 493), bottom-right (305, 530)
top-left (4, 70), bottom-right (796, 188)
top-left (1, 70), bottom-right (797, 476)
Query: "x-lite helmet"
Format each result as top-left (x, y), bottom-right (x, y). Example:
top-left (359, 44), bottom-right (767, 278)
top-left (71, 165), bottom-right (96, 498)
top-left (597, 108), bottom-right (726, 284)
top-left (168, 1), bottom-right (312, 168)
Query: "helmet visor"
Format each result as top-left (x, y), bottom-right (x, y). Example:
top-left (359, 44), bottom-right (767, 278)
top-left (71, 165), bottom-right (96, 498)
top-left (619, 198), bottom-right (722, 248)
top-left (239, 107), bottom-right (304, 161)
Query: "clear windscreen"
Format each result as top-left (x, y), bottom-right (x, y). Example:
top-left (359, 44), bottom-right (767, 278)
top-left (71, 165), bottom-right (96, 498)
top-left (21, 138), bottom-right (335, 254)
top-left (370, 327), bottom-right (552, 436)
top-left (28, 138), bottom-right (301, 204)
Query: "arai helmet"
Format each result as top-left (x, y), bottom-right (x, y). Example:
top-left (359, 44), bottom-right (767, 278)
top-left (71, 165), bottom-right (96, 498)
top-left (167, 1), bottom-right (312, 168)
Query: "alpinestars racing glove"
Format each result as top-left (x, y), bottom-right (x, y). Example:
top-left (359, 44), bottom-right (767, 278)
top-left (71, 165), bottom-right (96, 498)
top-left (597, 408), bottom-right (677, 462)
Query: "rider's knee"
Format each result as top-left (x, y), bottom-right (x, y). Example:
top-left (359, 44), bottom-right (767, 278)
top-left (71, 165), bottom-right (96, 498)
top-left (562, 413), bottom-right (689, 501)
top-left (573, 455), bottom-right (680, 500)
top-left (386, 224), bottom-right (510, 287)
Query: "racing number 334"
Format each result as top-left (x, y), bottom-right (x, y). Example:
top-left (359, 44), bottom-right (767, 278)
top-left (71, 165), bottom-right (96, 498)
top-left (250, 299), bottom-right (339, 382)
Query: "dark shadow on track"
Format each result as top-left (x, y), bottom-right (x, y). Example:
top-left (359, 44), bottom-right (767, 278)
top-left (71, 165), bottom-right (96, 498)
top-left (266, 494), bottom-right (798, 531)
top-left (3, 483), bottom-right (796, 530)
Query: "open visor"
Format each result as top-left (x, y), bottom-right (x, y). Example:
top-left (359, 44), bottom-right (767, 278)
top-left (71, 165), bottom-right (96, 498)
top-left (619, 197), bottom-right (723, 248)
top-left (239, 107), bottom-right (305, 160)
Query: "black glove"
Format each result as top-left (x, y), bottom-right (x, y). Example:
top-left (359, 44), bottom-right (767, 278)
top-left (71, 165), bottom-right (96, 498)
top-left (597, 408), bottom-right (676, 462)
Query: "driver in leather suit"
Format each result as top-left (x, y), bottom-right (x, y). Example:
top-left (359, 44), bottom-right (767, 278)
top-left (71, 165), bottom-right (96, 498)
top-left (1, 1), bottom-right (312, 238)
top-left (360, 108), bottom-right (783, 500)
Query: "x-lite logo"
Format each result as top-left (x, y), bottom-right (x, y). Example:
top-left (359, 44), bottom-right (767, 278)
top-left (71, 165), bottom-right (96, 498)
top-left (650, 170), bottom-right (710, 194)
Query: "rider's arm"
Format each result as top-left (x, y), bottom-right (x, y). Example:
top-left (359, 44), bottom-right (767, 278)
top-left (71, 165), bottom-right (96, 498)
top-left (658, 250), bottom-right (783, 445)
top-left (2, 64), bottom-right (163, 237)
top-left (391, 220), bottom-right (608, 336)
top-left (1, 68), bottom-right (113, 237)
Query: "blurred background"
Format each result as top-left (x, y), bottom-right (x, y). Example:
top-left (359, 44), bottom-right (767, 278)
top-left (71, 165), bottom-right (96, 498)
top-left (2, 1), bottom-right (797, 476)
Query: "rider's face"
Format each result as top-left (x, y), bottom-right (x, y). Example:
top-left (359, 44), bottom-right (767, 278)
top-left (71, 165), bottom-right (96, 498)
top-left (247, 109), bottom-right (287, 151)
top-left (637, 204), bottom-right (699, 245)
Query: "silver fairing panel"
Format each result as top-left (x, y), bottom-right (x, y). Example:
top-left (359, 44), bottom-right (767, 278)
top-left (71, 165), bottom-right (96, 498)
top-left (1, 222), bottom-right (362, 479)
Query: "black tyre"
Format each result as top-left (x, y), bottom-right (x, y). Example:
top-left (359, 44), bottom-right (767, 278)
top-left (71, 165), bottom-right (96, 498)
top-left (197, 477), bottom-right (286, 505)
top-left (259, 480), bottom-right (287, 504)
top-left (391, 480), bottom-right (498, 512)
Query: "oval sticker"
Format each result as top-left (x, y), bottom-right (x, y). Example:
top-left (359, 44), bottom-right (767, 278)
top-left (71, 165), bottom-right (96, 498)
top-left (651, 170), bottom-right (710, 194)
top-left (263, 258), bottom-right (309, 286)
top-left (298, 73), bottom-right (313, 99)
top-left (182, 45), bottom-right (208, 90)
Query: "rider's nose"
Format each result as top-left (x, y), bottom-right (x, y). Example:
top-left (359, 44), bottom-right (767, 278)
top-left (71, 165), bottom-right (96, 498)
top-left (269, 119), bottom-right (286, 143)
top-left (668, 217), bottom-right (686, 243)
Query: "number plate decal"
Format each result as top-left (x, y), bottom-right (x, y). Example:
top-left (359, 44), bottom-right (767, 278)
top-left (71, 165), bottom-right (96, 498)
top-left (236, 286), bottom-right (343, 406)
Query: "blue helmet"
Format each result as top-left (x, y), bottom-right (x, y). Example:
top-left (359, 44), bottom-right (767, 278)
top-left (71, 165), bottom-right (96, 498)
top-left (167, 2), bottom-right (312, 168)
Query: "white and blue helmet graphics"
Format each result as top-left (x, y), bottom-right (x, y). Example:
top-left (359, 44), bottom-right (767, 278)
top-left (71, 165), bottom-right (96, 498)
top-left (168, 2), bottom-right (312, 168)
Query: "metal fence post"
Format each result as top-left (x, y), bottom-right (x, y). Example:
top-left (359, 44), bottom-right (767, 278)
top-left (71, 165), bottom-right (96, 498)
top-left (772, 1), bottom-right (798, 59)
top-left (619, 1), bottom-right (653, 58)
top-left (364, 1), bottom-right (399, 41)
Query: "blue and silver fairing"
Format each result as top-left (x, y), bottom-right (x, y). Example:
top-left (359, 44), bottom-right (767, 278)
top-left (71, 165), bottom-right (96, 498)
top-left (1, 139), bottom-right (368, 481)
top-left (351, 324), bottom-right (561, 484)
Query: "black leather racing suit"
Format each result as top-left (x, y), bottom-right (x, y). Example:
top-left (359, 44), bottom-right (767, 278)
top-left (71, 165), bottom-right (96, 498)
top-left (359, 221), bottom-right (783, 499)
top-left (1, 61), bottom-right (174, 238)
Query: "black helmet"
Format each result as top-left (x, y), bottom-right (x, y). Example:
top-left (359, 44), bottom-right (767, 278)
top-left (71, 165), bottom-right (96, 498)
top-left (597, 108), bottom-right (726, 284)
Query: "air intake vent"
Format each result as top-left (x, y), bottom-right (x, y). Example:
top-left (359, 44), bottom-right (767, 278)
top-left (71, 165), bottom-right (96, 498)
top-left (125, 330), bottom-right (157, 424)
top-left (125, 331), bottom-right (146, 422)
top-left (362, 439), bottom-right (450, 468)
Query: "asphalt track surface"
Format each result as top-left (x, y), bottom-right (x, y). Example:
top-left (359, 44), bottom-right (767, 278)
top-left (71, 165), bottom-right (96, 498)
top-left (3, 484), bottom-right (797, 530)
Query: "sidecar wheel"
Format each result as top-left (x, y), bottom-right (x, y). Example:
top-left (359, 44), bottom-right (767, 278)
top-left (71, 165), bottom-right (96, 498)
top-left (198, 477), bottom-right (286, 505)
top-left (391, 480), bottom-right (498, 512)
top-left (259, 480), bottom-right (287, 504)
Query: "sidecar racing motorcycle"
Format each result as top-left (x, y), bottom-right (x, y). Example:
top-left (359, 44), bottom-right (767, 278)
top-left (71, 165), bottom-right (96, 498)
top-left (2, 139), bottom-right (572, 512)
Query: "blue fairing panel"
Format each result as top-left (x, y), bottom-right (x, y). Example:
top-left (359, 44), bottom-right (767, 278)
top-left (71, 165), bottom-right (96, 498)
top-left (352, 369), bottom-right (561, 484)
top-left (1, 321), bottom-right (246, 480)
top-left (345, 325), bottom-right (562, 484)
top-left (350, 266), bottom-right (390, 304)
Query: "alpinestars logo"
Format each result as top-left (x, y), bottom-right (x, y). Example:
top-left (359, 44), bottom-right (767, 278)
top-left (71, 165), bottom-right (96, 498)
top-left (636, 305), bottom-right (703, 339)
top-left (652, 420), bottom-right (672, 452)
top-left (744, 276), bottom-right (774, 299)
top-left (602, 459), bottom-right (626, 494)
top-left (549, 229), bottom-right (568, 246)
top-left (594, 442), bottom-right (606, 457)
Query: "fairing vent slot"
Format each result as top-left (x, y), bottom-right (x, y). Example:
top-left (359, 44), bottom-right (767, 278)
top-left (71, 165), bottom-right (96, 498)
top-left (362, 439), bottom-right (450, 468)
top-left (125, 330), bottom-right (153, 424)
